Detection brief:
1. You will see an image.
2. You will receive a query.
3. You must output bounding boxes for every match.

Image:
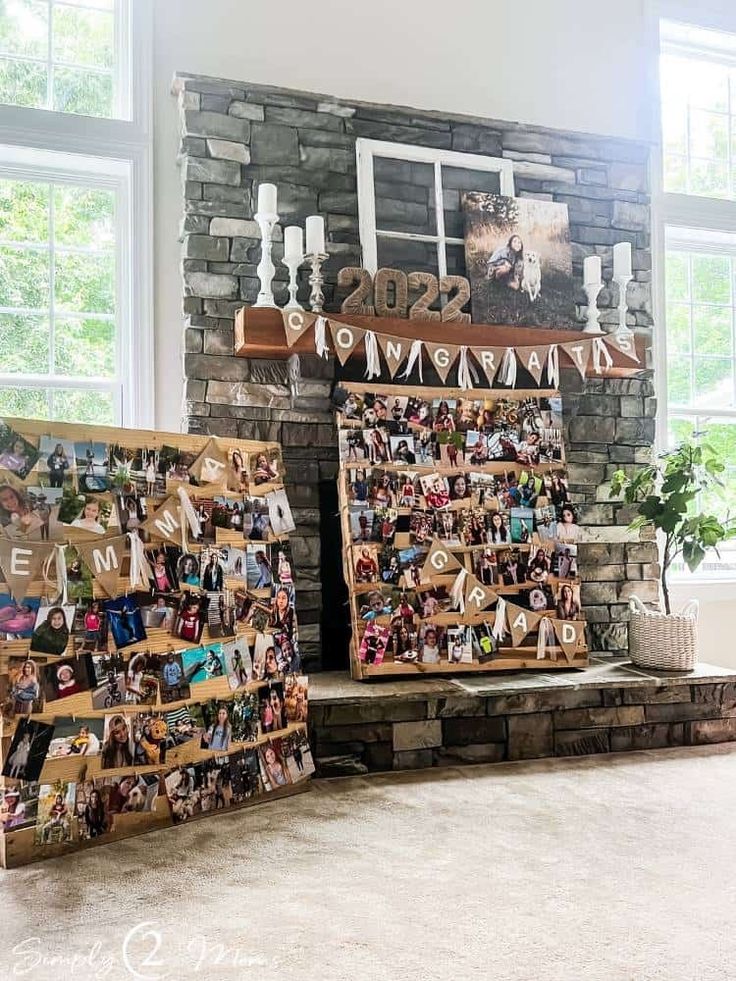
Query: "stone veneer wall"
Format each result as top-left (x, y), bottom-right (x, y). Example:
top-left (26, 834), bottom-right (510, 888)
top-left (174, 73), bottom-right (659, 669)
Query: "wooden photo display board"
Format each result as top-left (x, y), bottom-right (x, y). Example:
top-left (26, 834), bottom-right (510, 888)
top-left (336, 384), bottom-right (588, 680)
top-left (0, 418), bottom-right (312, 868)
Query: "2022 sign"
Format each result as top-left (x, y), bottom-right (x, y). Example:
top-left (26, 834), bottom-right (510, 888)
top-left (338, 266), bottom-right (471, 324)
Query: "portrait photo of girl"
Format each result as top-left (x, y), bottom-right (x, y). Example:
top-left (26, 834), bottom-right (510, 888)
top-left (6, 657), bottom-right (41, 717)
top-left (0, 426), bottom-right (38, 479)
top-left (259, 740), bottom-right (291, 791)
top-left (68, 495), bottom-right (112, 535)
top-left (30, 604), bottom-right (75, 656)
top-left (0, 484), bottom-right (45, 539)
top-left (40, 437), bottom-right (74, 488)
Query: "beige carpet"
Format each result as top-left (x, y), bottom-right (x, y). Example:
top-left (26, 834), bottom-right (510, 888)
top-left (2, 746), bottom-right (736, 981)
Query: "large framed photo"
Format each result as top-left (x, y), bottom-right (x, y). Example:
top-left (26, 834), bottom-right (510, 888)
top-left (462, 192), bottom-right (575, 328)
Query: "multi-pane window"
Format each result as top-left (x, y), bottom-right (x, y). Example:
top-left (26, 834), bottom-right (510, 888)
top-left (356, 139), bottom-right (515, 280)
top-left (0, 170), bottom-right (119, 424)
top-left (661, 21), bottom-right (736, 199)
top-left (660, 19), bottom-right (736, 577)
top-left (0, 0), bottom-right (121, 118)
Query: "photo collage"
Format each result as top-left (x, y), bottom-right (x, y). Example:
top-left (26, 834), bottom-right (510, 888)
top-left (0, 420), bottom-right (312, 864)
top-left (337, 389), bottom-right (586, 673)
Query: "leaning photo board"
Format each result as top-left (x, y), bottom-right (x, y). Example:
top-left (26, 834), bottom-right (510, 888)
top-left (336, 384), bottom-right (588, 680)
top-left (0, 418), bottom-right (312, 868)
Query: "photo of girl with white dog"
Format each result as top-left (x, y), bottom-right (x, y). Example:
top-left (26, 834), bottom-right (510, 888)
top-left (462, 191), bottom-right (575, 329)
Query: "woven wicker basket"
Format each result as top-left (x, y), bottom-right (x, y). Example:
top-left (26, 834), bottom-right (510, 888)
top-left (628, 595), bottom-right (699, 671)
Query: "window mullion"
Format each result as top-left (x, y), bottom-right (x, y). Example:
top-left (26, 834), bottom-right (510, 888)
top-left (48, 181), bottom-right (55, 380)
top-left (47, 0), bottom-right (54, 112)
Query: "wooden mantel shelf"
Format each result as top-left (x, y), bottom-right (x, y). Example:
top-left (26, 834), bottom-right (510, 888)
top-left (234, 306), bottom-right (648, 377)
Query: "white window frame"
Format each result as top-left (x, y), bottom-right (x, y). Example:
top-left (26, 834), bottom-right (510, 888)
top-left (356, 138), bottom-right (515, 276)
top-left (652, 12), bottom-right (736, 580)
top-left (0, 0), bottom-right (152, 427)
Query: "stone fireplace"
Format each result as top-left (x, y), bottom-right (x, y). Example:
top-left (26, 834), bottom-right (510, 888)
top-left (174, 73), bottom-right (658, 672)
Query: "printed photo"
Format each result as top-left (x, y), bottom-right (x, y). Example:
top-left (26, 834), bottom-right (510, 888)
top-left (556, 581), bottom-right (582, 620)
top-left (0, 423), bottom-right (38, 479)
top-left (260, 681), bottom-right (287, 733)
top-left (47, 717), bottom-right (103, 758)
top-left (252, 632), bottom-right (278, 681)
top-left (462, 191), bottom-right (574, 328)
top-left (242, 496), bottom-right (271, 540)
top-left (353, 543), bottom-right (380, 583)
top-left (200, 700), bottom-right (233, 752)
top-left (156, 650), bottom-right (190, 704)
top-left (4, 657), bottom-right (42, 718)
top-left (75, 440), bottom-right (110, 493)
top-left (38, 437), bottom-right (75, 489)
top-left (231, 691), bottom-right (260, 742)
top-left (227, 448), bottom-right (249, 492)
top-left (358, 621), bottom-right (390, 665)
top-left (447, 625), bottom-right (473, 664)
top-left (498, 549), bottom-right (527, 586)
top-left (30, 603), bottom-right (75, 656)
top-left (41, 654), bottom-right (94, 704)
top-left (0, 782), bottom-right (39, 832)
top-left (230, 749), bottom-right (263, 802)
top-left (555, 504), bottom-right (581, 544)
top-left (0, 596), bottom-right (40, 640)
top-left (96, 772), bottom-right (158, 815)
top-left (132, 713), bottom-right (169, 766)
top-left (76, 781), bottom-right (110, 840)
top-left (252, 450), bottom-right (281, 486)
top-left (91, 652), bottom-right (126, 709)
top-left (266, 488), bottom-right (296, 536)
top-left (0, 483), bottom-right (61, 540)
top-left (181, 642), bottom-right (226, 685)
top-left (165, 765), bottom-right (200, 823)
top-left (270, 541), bottom-right (294, 585)
top-left (100, 712), bottom-right (135, 769)
top-left (177, 552), bottom-right (201, 588)
top-left (259, 739), bottom-right (291, 791)
top-left (58, 490), bottom-right (115, 535)
top-left (206, 590), bottom-right (236, 638)
top-left (137, 592), bottom-right (178, 631)
top-left (435, 508), bottom-right (460, 546)
top-left (172, 592), bottom-right (209, 644)
top-left (419, 473), bottom-right (450, 510)
top-left (270, 583), bottom-right (296, 639)
top-left (525, 584), bottom-right (555, 614)
top-left (535, 504), bottom-right (558, 545)
top-left (364, 427), bottom-right (391, 465)
top-left (473, 548), bottom-right (498, 586)
top-left (392, 621), bottom-right (419, 662)
top-left (35, 781), bottom-right (75, 845)
top-left (389, 434), bottom-right (416, 465)
top-left (223, 638), bottom-right (252, 690)
top-left (555, 542), bottom-right (578, 579)
top-left (284, 731), bottom-right (315, 782)
top-left (527, 546), bottom-right (553, 584)
top-left (164, 703), bottom-right (206, 748)
top-left (284, 674), bottom-right (308, 724)
top-left (510, 507), bottom-right (535, 544)
top-left (72, 599), bottom-right (108, 653)
top-left (3, 718), bottom-right (55, 781)
top-left (517, 472), bottom-right (543, 508)
top-left (104, 595), bottom-right (147, 649)
top-left (419, 623), bottom-right (444, 664)
top-left (339, 427), bottom-right (368, 464)
top-left (124, 651), bottom-right (159, 705)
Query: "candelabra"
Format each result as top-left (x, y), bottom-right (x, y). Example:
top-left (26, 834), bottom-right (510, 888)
top-left (282, 252), bottom-right (304, 311)
top-left (614, 272), bottom-right (634, 339)
top-left (582, 281), bottom-right (604, 334)
top-left (306, 252), bottom-right (328, 313)
top-left (254, 208), bottom-right (279, 308)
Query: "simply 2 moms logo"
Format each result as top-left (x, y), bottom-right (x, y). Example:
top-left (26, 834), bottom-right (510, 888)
top-left (7, 923), bottom-right (275, 979)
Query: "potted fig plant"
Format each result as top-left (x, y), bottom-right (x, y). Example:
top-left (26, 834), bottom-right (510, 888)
top-left (610, 438), bottom-right (735, 670)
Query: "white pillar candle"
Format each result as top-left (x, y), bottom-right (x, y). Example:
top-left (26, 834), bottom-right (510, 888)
top-left (284, 225), bottom-right (303, 261)
top-left (583, 255), bottom-right (601, 287)
top-left (613, 241), bottom-right (632, 279)
top-left (257, 182), bottom-right (277, 215)
top-left (306, 215), bottom-right (325, 255)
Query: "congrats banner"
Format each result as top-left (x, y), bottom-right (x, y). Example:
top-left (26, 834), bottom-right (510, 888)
top-left (281, 312), bottom-right (639, 389)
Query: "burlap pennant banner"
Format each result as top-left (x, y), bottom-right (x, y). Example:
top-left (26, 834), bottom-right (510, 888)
top-left (377, 333), bottom-right (409, 378)
top-left (281, 309), bottom-right (317, 348)
top-left (603, 331), bottom-right (639, 364)
top-left (0, 540), bottom-right (53, 601)
top-left (463, 573), bottom-right (497, 614)
top-left (505, 600), bottom-right (542, 648)
top-left (473, 348), bottom-right (505, 387)
top-left (76, 534), bottom-right (128, 597)
top-left (424, 341), bottom-right (459, 384)
top-left (141, 497), bottom-right (182, 543)
top-left (517, 346), bottom-right (548, 385)
top-left (188, 437), bottom-right (229, 487)
top-left (420, 537), bottom-right (463, 582)
top-left (561, 339), bottom-right (593, 381)
top-left (552, 618), bottom-right (586, 663)
top-left (329, 320), bottom-right (364, 366)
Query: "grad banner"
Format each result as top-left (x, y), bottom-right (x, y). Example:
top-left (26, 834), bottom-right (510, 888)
top-left (188, 437), bottom-right (229, 487)
top-left (140, 497), bottom-right (182, 544)
top-left (463, 573), bottom-right (497, 614)
top-left (377, 333), bottom-right (409, 378)
top-left (423, 341), bottom-right (459, 384)
top-left (552, 618), bottom-right (586, 663)
top-left (517, 345), bottom-right (548, 385)
top-left (76, 535), bottom-right (128, 597)
top-left (420, 537), bottom-right (463, 582)
top-left (329, 320), bottom-right (364, 366)
top-left (505, 600), bottom-right (542, 648)
top-left (0, 540), bottom-right (53, 601)
top-left (282, 309), bottom-right (318, 348)
top-left (561, 338), bottom-right (593, 381)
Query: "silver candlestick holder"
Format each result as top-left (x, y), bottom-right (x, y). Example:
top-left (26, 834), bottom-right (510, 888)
top-left (282, 252), bottom-right (305, 311)
top-left (582, 281), bottom-right (604, 334)
top-left (306, 252), bottom-right (328, 313)
top-left (614, 273), bottom-right (634, 338)
top-left (254, 209), bottom-right (279, 308)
